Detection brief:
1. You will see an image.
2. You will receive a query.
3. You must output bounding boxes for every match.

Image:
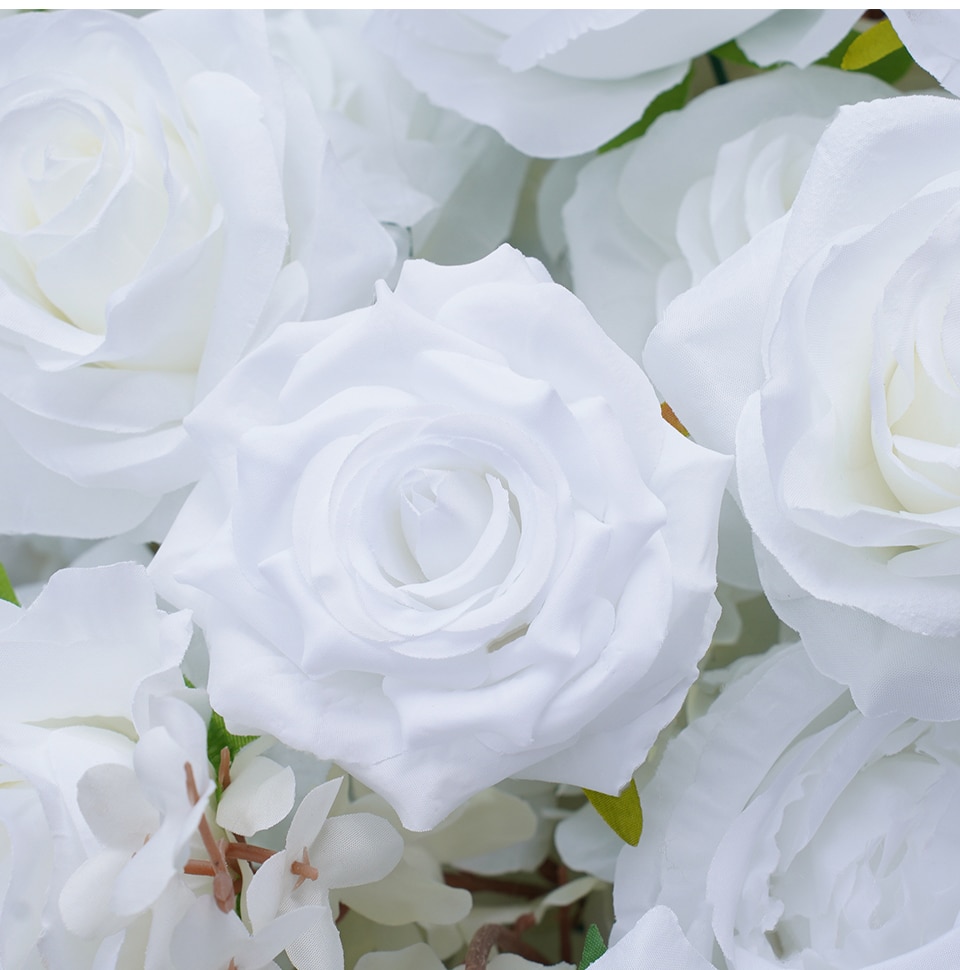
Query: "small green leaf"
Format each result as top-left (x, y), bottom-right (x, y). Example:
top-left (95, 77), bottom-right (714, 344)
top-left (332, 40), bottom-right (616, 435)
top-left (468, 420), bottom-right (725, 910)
top-left (0, 563), bottom-right (20, 607)
top-left (817, 23), bottom-right (913, 83)
top-left (207, 709), bottom-right (257, 772)
top-left (599, 66), bottom-right (694, 153)
top-left (841, 19), bottom-right (903, 71)
top-left (578, 924), bottom-right (608, 970)
top-left (584, 778), bottom-right (643, 846)
top-left (854, 43), bottom-right (914, 84)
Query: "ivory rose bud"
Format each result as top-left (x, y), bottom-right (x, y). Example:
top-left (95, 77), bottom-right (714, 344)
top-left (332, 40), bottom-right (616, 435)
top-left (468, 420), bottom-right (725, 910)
top-left (645, 94), bottom-right (960, 720)
top-left (0, 10), bottom-right (396, 540)
top-left (613, 641), bottom-right (960, 970)
top-left (152, 245), bottom-right (730, 830)
top-left (367, 11), bottom-right (861, 158)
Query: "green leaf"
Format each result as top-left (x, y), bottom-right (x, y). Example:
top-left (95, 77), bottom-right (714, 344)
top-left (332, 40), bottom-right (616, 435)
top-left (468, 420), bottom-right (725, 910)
top-left (207, 709), bottom-right (257, 770)
top-left (0, 563), bottom-right (20, 607)
top-left (583, 778), bottom-right (643, 846)
top-left (578, 924), bottom-right (607, 970)
top-left (841, 18), bottom-right (903, 71)
top-left (817, 22), bottom-right (913, 83)
top-left (854, 43), bottom-right (914, 84)
top-left (599, 66), bottom-right (693, 153)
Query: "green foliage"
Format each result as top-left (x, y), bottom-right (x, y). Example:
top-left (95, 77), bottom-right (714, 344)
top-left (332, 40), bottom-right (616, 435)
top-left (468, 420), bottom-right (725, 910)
top-left (578, 924), bottom-right (608, 970)
top-left (819, 22), bottom-right (914, 84)
top-left (841, 18), bottom-right (903, 70)
top-left (207, 708), bottom-right (257, 772)
top-left (583, 778), bottom-right (643, 846)
top-left (181, 675), bottom-right (258, 793)
top-left (599, 66), bottom-right (694, 153)
top-left (0, 563), bottom-right (19, 607)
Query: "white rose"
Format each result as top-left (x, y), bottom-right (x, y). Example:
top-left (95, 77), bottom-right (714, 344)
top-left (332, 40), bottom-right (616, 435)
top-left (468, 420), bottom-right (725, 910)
top-left (151, 244), bottom-right (730, 831)
top-left (886, 10), bottom-right (960, 95)
top-left (564, 66), bottom-right (894, 362)
top-left (0, 10), bottom-right (396, 540)
top-left (367, 11), bottom-right (862, 158)
top-left (613, 640), bottom-right (960, 969)
top-left (644, 94), bottom-right (960, 720)
top-left (267, 10), bottom-right (529, 267)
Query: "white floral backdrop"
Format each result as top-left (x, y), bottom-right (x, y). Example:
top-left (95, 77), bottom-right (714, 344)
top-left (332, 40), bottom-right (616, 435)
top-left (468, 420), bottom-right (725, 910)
top-left (0, 9), bottom-right (956, 970)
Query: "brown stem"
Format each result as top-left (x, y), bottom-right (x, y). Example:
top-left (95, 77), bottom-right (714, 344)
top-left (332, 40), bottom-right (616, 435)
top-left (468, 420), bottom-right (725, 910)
top-left (183, 859), bottom-right (217, 877)
top-left (225, 842), bottom-right (277, 865)
top-left (444, 870), bottom-right (546, 899)
top-left (218, 746), bottom-right (231, 791)
top-left (537, 859), bottom-right (560, 884)
top-left (465, 915), bottom-right (550, 970)
top-left (556, 864), bottom-right (573, 964)
top-left (184, 763), bottom-right (235, 914)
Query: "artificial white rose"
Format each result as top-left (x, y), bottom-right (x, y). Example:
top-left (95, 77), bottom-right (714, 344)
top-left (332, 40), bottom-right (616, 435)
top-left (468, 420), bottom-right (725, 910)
top-left (644, 93), bottom-right (960, 720)
top-left (613, 640), bottom-right (960, 969)
top-left (0, 9), bottom-right (396, 540)
top-left (151, 244), bottom-right (730, 831)
top-left (886, 10), bottom-right (960, 95)
top-left (367, 11), bottom-right (862, 158)
top-left (564, 66), bottom-right (894, 362)
top-left (267, 10), bottom-right (528, 266)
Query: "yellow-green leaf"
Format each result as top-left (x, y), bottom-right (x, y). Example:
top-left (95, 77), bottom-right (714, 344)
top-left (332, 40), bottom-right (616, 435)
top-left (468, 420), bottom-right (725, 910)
top-left (0, 563), bottom-right (19, 607)
top-left (584, 779), bottom-right (643, 846)
top-left (841, 19), bottom-right (903, 71)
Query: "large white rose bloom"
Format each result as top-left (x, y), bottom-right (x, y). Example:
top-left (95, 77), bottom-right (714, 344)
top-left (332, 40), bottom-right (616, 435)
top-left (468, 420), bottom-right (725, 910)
top-left (645, 94), bottom-right (960, 720)
top-left (612, 640), bottom-right (960, 969)
top-left (564, 66), bottom-right (894, 362)
top-left (0, 10), bottom-right (396, 540)
top-left (367, 11), bottom-right (862, 158)
top-left (267, 10), bottom-right (528, 266)
top-left (151, 244), bottom-right (730, 831)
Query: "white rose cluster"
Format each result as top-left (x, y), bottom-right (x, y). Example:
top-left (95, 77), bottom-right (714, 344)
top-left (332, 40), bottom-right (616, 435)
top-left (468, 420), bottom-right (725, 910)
top-left (4, 7), bottom-right (959, 970)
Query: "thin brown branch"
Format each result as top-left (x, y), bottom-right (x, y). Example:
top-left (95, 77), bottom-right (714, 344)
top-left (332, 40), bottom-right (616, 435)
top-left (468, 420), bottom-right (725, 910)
top-left (183, 859), bottom-right (217, 877)
top-left (225, 842), bottom-right (277, 865)
top-left (183, 763), bottom-right (235, 914)
top-left (465, 915), bottom-right (550, 970)
top-left (444, 869), bottom-right (546, 899)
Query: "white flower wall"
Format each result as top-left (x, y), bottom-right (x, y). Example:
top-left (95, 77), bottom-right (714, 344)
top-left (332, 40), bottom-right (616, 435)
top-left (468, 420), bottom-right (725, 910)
top-left (0, 9), bottom-right (955, 970)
